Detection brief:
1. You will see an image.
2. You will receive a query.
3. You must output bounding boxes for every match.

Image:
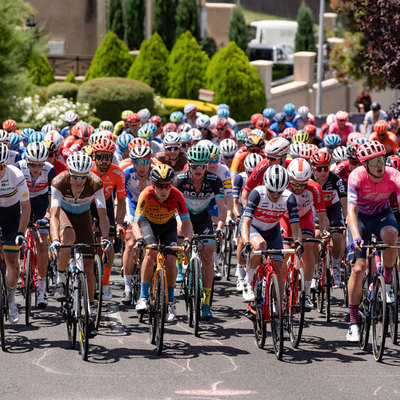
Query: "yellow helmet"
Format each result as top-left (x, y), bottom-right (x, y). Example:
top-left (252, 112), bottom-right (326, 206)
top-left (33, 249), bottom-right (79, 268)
top-left (150, 164), bottom-right (175, 183)
top-left (121, 110), bottom-right (134, 121)
top-left (81, 145), bottom-right (94, 156)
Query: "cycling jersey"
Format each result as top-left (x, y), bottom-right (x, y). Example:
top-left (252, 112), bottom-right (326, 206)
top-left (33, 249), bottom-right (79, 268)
top-left (60, 126), bottom-right (71, 138)
top-left (364, 110), bottom-right (387, 125)
top-left (155, 152), bottom-right (187, 172)
top-left (231, 151), bottom-right (266, 176)
top-left (311, 171), bottom-right (346, 207)
top-left (333, 160), bottom-right (353, 187)
top-left (348, 166), bottom-right (400, 215)
top-left (91, 163), bottom-right (125, 201)
top-left (8, 150), bottom-right (22, 167)
top-left (368, 132), bottom-right (399, 155)
top-left (54, 159), bottom-right (68, 175)
top-left (0, 165), bottom-right (30, 207)
top-left (233, 172), bottom-right (247, 200)
top-left (270, 121), bottom-right (293, 134)
top-left (328, 122), bottom-right (355, 145)
top-left (125, 166), bottom-right (151, 216)
top-left (293, 114), bottom-right (315, 130)
top-left (150, 140), bottom-right (163, 155)
top-left (134, 186), bottom-right (189, 224)
top-left (51, 171), bottom-right (106, 214)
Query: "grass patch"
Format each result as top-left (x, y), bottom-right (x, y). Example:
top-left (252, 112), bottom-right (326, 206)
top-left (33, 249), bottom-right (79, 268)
top-left (242, 9), bottom-right (295, 24)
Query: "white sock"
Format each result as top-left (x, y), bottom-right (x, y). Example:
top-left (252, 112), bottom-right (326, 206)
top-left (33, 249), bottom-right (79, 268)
top-left (305, 280), bottom-right (311, 297)
top-left (124, 275), bottom-right (132, 292)
top-left (245, 268), bottom-right (256, 286)
top-left (213, 252), bottom-right (219, 268)
top-left (236, 264), bottom-right (245, 279)
top-left (57, 272), bottom-right (66, 285)
top-left (7, 286), bottom-right (16, 303)
top-left (38, 277), bottom-right (46, 293)
top-left (333, 258), bottom-right (341, 271)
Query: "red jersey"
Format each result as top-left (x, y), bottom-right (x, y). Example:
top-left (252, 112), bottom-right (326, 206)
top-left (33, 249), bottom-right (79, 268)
top-left (334, 160), bottom-right (351, 187)
top-left (91, 163), bottom-right (126, 200)
top-left (54, 159), bottom-right (67, 175)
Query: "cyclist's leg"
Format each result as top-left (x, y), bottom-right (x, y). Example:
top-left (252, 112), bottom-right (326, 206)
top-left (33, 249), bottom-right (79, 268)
top-left (122, 228), bottom-right (136, 294)
top-left (36, 230), bottom-right (49, 306)
top-left (83, 258), bottom-right (95, 302)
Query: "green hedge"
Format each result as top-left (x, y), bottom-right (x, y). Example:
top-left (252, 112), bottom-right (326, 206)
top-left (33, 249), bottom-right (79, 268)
top-left (77, 77), bottom-right (154, 123)
top-left (47, 82), bottom-right (79, 101)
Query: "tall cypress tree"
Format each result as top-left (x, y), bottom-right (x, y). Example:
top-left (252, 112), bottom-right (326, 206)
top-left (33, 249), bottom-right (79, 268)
top-left (107, 0), bottom-right (124, 40)
top-left (124, 0), bottom-right (145, 50)
top-left (294, 4), bottom-right (317, 53)
top-left (228, 1), bottom-right (248, 53)
top-left (175, 0), bottom-right (200, 41)
top-left (154, 0), bottom-right (177, 50)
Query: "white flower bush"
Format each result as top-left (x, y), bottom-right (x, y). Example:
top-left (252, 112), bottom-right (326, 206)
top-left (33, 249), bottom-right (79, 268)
top-left (14, 95), bottom-right (96, 130)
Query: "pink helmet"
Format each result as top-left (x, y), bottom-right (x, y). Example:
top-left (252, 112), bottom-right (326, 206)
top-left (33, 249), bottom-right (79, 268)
top-left (335, 111), bottom-right (348, 123)
top-left (356, 140), bottom-right (386, 163)
top-left (347, 132), bottom-right (363, 147)
top-left (299, 143), bottom-right (319, 160)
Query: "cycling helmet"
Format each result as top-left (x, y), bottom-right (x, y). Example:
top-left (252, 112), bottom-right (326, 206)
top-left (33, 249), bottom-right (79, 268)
top-left (41, 123), bottom-right (56, 134)
top-left (244, 153), bottom-right (263, 173)
top-left (288, 158), bottom-right (312, 182)
top-left (299, 143), bottom-right (319, 160)
top-left (187, 144), bottom-right (210, 164)
top-left (0, 143), bottom-right (9, 165)
top-left (215, 117), bottom-right (228, 130)
top-left (44, 130), bottom-right (63, 149)
top-left (9, 132), bottom-right (20, 150)
top-left (324, 133), bottom-right (341, 147)
top-left (298, 106), bottom-right (309, 119)
top-left (217, 107), bottom-right (230, 118)
top-left (262, 108), bottom-right (275, 119)
top-left (116, 133), bottom-right (134, 152)
top-left (292, 130), bottom-right (309, 144)
top-left (303, 125), bottom-right (316, 136)
top-left (326, 114), bottom-right (336, 125)
top-left (264, 164), bottom-right (289, 193)
top-left (89, 131), bottom-right (110, 145)
top-left (210, 144), bottom-right (220, 159)
top-left (121, 110), bottom-right (134, 121)
top-left (0, 130), bottom-right (10, 142)
top-left (150, 164), bottom-right (175, 182)
top-left (275, 113), bottom-right (286, 123)
top-left (244, 135), bottom-right (264, 150)
top-left (25, 142), bottom-right (48, 162)
top-left (386, 155), bottom-right (400, 170)
top-left (196, 115), bottom-right (210, 129)
top-left (250, 128), bottom-right (265, 139)
top-left (129, 145), bottom-right (152, 160)
top-left (29, 131), bottom-right (45, 143)
top-left (163, 132), bottom-right (180, 146)
top-left (74, 124), bottom-right (94, 141)
top-left (251, 113), bottom-right (263, 126)
top-left (356, 140), bottom-right (386, 163)
top-left (265, 137), bottom-right (290, 158)
top-left (2, 119), bottom-right (17, 132)
top-left (138, 123), bottom-right (157, 139)
top-left (184, 103), bottom-right (197, 115)
top-left (150, 115), bottom-right (162, 127)
top-left (128, 137), bottom-right (150, 151)
top-left (255, 117), bottom-right (269, 131)
top-left (64, 111), bottom-right (79, 125)
top-left (43, 140), bottom-right (57, 154)
top-left (170, 111), bottom-right (184, 124)
top-left (189, 128), bottom-right (202, 142)
top-left (347, 132), bottom-right (363, 147)
top-left (197, 139), bottom-right (214, 152)
top-left (289, 142), bottom-right (305, 158)
top-left (311, 150), bottom-right (332, 165)
top-left (81, 145), bottom-right (93, 156)
top-left (236, 129), bottom-right (249, 142)
top-left (67, 151), bottom-right (93, 173)
top-left (220, 139), bottom-right (238, 156)
top-left (125, 113), bottom-right (140, 126)
top-left (283, 103), bottom-right (296, 116)
top-left (371, 102), bottom-right (381, 111)
top-left (92, 138), bottom-right (116, 154)
top-left (347, 145), bottom-right (358, 161)
top-left (283, 127), bottom-right (297, 139)
top-left (178, 123), bottom-right (192, 133)
top-left (374, 120), bottom-right (388, 134)
top-left (332, 146), bottom-right (348, 163)
top-left (179, 131), bottom-right (192, 145)
top-left (99, 120), bottom-right (114, 131)
top-left (138, 108), bottom-right (151, 123)
top-left (335, 111), bottom-right (348, 123)
top-left (21, 128), bottom-right (35, 141)
top-left (217, 103), bottom-right (229, 111)
top-left (163, 122), bottom-right (177, 133)
top-left (354, 137), bottom-right (369, 146)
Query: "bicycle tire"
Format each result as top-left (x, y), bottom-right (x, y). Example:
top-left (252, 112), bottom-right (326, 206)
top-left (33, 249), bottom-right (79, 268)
top-left (155, 269), bottom-right (166, 355)
top-left (289, 268), bottom-right (305, 348)
top-left (269, 273), bottom-right (283, 360)
top-left (225, 234), bottom-right (233, 281)
top-left (193, 258), bottom-right (201, 337)
top-left (209, 278), bottom-right (215, 308)
top-left (93, 254), bottom-right (103, 330)
top-left (66, 272), bottom-right (76, 349)
top-left (24, 249), bottom-right (32, 325)
top-left (149, 271), bottom-right (157, 345)
top-left (388, 267), bottom-right (399, 345)
top-left (0, 269), bottom-right (6, 351)
top-left (77, 273), bottom-right (90, 361)
top-left (325, 259), bottom-right (332, 323)
top-left (359, 275), bottom-right (370, 351)
top-left (316, 249), bottom-right (325, 314)
top-left (372, 274), bottom-right (388, 362)
top-left (184, 263), bottom-right (193, 328)
top-left (343, 260), bottom-right (350, 308)
top-left (252, 271), bottom-right (266, 348)
top-left (131, 261), bottom-right (141, 307)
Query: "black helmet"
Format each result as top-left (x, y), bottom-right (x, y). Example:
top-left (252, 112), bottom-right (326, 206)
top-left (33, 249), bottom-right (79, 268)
top-left (346, 145), bottom-right (358, 160)
top-left (150, 164), bottom-right (175, 183)
top-left (371, 102), bottom-right (381, 111)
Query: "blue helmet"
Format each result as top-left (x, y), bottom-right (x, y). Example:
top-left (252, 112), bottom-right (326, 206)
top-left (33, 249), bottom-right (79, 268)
top-left (179, 131), bottom-right (192, 144)
top-left (116, 133), bottom-right (134, 152)
top-left (170, 111), bottom-right (184, 124)
top-left (9, 132), bottom-right (21, 150)
top-left (29, 131), bottom-right (45, 143)
top-left (262, 107), bottom-right (275, 119)
top-left (354, 137), bottom-right (368, 146)
top-left (21, 128), bottom-right (35, 142)
top-left (283, 103), bottom-right (296, 116)
top-left (138, 122), bottom-right (157, 139)
top-left (217, 107), bottom-right (230, 118)
top-left (324, 133), bottom-right (341, 147)
top-left (275, 112), bottom-right (286, 123)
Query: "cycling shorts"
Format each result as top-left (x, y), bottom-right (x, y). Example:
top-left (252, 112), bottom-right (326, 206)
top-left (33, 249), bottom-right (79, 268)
top-left (190, 210), bottom-right (215, 246)
top-left (141, 218), bottom-right (178, 257)
top-left (249, 223), bottom-right (284, 262)
top-left (281, 208), bottom-right (315, 238)
top-left (0, 202), bottom-right (20, 252)
top-left (315, 202), bottom-right (344, 230)
top-left (91, 196), bottom-right (115, 237)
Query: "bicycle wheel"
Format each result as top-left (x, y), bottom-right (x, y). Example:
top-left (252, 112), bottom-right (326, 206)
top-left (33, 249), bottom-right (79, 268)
top-left (24, 250), bottom-right (32, 325)
top-left (209, 278), bottom-right (215, 308)
top-left (154, 269), bottom-right (166, 355)
top-left (193, 258), bottom-right (201, 337)
top-left (77, 273), bottom-right (90, 361)
top-left (342, 260), bottom-right (350, 308)
top-left (66, 272), bottom-right (76, 349)
top-left (325, 261), bottom-right (332, 323)
top-left (372, 275), bottom-right (388, 362)
top-left (289, 268), bottom-right (305, 348)
top-left (252, 271), bottom-right (266, 348)
top-left (0, 269), bottom-right (6, 351)
top-left (316, 250), bottom-right (325, 314)
top-left (149, 271), bottom-right (157, 344)
top-left (388, 267), bottom-right (399, 345)
top-left (269, 273), bottom-right (283, 360)
top-left (92, 254), bottom-right (103, 330)
top-left (184, 263), bottom-right (193, 328)
top-left (359, 275), bottom-right (370, 351)
top-left (224, 234), bottom-right (233, 281)
top-left (131, 262), bottom-right (141, 307)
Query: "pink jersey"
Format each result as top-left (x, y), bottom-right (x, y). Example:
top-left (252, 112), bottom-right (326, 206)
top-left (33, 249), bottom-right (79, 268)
top-left (348, 166), bottom-right (400, 215)
top-left (328, 122), bottom-right (355, 145)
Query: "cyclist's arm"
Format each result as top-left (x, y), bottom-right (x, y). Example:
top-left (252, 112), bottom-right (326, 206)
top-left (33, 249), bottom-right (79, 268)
top-left (317, 212), bottom-right (330, 233)
top-left (348, 204), bottom-right (360, 239)
top-left (241, 217), bottom-right (252, 244)
top-left (181, 218), bottom-right (193, 242)
top-left (241, 188), bottom-right (250, 207)
top-left (216, 198), bottom-right (226, 230)
top-left (97, 207), bottom-right (110, 239)
top-left (340, 197), bottom-right (348, 219)
top-left (116, 196), bottom-right (126, 226)
top-left (131, 220), bottom-right (142, 241)
top-left (225, 194), bottom-right (233, 220)
top-left (290, 223), bottom-right (302, 243)
top-left (50, 205), bottom-right (61, 241)
top-left (233, 198), bottom-right (240, 218)
top-left (19, 199), bottom-right (31, 234)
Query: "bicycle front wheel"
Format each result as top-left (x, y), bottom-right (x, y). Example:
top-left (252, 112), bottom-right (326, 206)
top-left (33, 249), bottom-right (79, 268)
top-left (359, 275), bottom-right (370, 351)
top-left (289, 268), bottom-right (305, 348)
top-left (388, 267), bottom-right (398, 344)
top-left (372, 275), bottom-right (388, 362)
top-left (253, 271), bottom-right (266, 349)
top-left (316, 250), bottom-right (325, 314)
top-left (193, 258), bottom-right (201, 337)
top-left (0, 269), bottom-right (6, 351)
top-left (77, 273), bottom-right (90, 361)
top-left (24, 250), bottom-right (32, 325)
top-left (184, 264), bottom-right (193, 328)
top-left (269, 273), bottom-right (283, 360)
top-left (66, 272), bottom-right (76, 349)
top-left (325, 263), bottom-right (332, 323)
top-left (93, 254), bottom-right (103, 330)
top-left (154, 269), bottom-right (166, 355)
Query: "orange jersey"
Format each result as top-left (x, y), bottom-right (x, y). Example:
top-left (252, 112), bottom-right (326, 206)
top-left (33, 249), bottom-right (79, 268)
top-left (91, 163), bottom-right (126, 200)
top-left (119, 157), bottom-right (161, 171)
top-left (230, 152), bottom-right (248, 175)
top-left (369, 131), bottom-right (399, 155)
top-left (134, 186), bottom-right (189, 225)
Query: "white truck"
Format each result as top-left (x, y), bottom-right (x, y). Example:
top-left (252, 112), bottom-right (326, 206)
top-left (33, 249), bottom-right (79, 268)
top-left (248, 20), bottom-right (298, 71)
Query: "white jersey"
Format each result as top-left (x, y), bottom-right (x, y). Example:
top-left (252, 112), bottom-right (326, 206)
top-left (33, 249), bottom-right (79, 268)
top-left (151, 140), bottom-right (163, 155)
top-left (0, 165), bottom-right (30, 207)
top-left (8, 150), bottom-right (21, 167)
top-left (214, 163), bottom-right (233, 197)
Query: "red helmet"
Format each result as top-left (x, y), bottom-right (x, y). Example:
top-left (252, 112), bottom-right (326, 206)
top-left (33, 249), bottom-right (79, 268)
top-left (74, 124), bottom-right (94, 140)
top-left (92, 138), bottom-right (116, 154)
top-left (126, 113), bottom-right (141, 125)
top-left (150, 115), bottom-right (162, 127)
top-left (128, 137), bottom-right (150, 151)
top-left (283, 127), bottom-right (297, 139)
top-left (303, 125), bottom-right (316, 136)
top-left (347, 132), bottom-right (363, 147)
top-left (255, 117), bottom-right (269, 131)
top-left (374, 120), bottom-right (388, 135)
top-left (163, 122), bottom-right (177, 133)
top-left (386, 155), bottom-right (400, 170)
top-left (251, 113), bottom-right (263, 126)
top-left (311, 150), bottom-right (332, 165)
top-left (215, 117), bottom-right (228, 130)
top-left (335, 111), bottom-right (348, 123)
top-left (3, 119), bottom-right (17, 132)
top-left (356, 140), bottom-right (386, 162)
top-left (299, 143), bottom-right (319, 160)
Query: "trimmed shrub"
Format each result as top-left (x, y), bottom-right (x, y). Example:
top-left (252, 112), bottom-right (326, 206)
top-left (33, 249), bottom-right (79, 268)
top-left (65, 71), bottom-right (77, 83)
top-left (228, 1), bottom-right (248, 53)
top-left (85, 32), bottom-right (133, 81)
top-left (205, 42), bottom-right (266, 121)
top-left (47, 82), bottom-right (78, 101)
top-left (77, 77), bottom-right (154, 123)
top-left (28, 55), bottom-right (55, 87)
top-left (127, 32), bottom-right (169, 96)
top-left (125, 0), bottom-right (145, 50)
top-left (167, 31), bottom-right (209, 99)
top-left (295, 4), bottom-right (317, 53)
top-left (175, 0), bottom-right (200, 41)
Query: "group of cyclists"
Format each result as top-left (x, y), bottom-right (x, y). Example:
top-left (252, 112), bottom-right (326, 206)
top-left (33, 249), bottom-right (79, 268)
top-left (1, 98), bottom-right (400, 347)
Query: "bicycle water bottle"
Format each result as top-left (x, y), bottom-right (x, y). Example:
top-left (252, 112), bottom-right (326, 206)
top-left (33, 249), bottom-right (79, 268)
top-left (374, 251), bottom-right (382, 274)
top-left (368, 282), bottom-right (373, 301)
top-left (261, 276), bottom-right (266, 300)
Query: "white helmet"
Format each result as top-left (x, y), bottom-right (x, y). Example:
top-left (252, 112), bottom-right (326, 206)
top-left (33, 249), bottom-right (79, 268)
top-left (326, 113), bottom-right (336, 125)
top-left (179, 122), bottom-right (192, 133)
top-left (220, 139), bottom-right (238, 156)
top-left (138, 108), bottom-right (151, 123)
top-left (196, 115), bottom-right (210, 129)
top-left (25, 142), bottom-right (48, 162)
top-left (251, 128), bottom-right (265, 139)
top-left (129, 145), bottom-right (152, 159)
top-left (189, 128), bottom-right (202, 141)
top-left (0, 142), bottom-right (9, 165)
top-left (41, 123), bottom-right (56, 134)
top-left (0, 129), bottom-right (11, 142)
top-left (163, 132), bottom-right (180, 145)
top-left (287, 158), bottom-right (312, 182)
top-left (89, 131), bottom-right (109, 145)
top-left (66, 151), bottom-right (93, 174)
top-left (99, 120), bottom-right (114, 131)
top-left (265, 137), bottom-right (290, 158)
top-left (64, 110), bottom-right (79, 124)
top-left (289, 142), bottom-right (304, 158)
top-left (263, 164), bottom-right (289, 192)
top-left (44, 130), bottom-right (63, 149)
top-left (244, 153), bottom-right (263, 173)
top-left (184, 103), bottom-right (197, 114)
top-left (332, 146), bottom-right (348, 163)
top-left (298, 106), bottom-right (309, 119)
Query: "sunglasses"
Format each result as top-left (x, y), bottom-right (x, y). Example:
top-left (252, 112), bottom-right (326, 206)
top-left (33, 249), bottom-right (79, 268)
top-left (267, 156), bottom-right (280, 162)
top-left (95, 154), bottom-right (113, 162)
top-left (189, 163), bottom-right (207, 170)
top-left (367, 155), bottom-right (385, 167)
top-left (28, 162), bottom-right (45, 168)
top-left (223, 154), bottom-right (235, 159)
top-left (290, 181), bottom-right (308, 188)
top-left (269, 190), bottom-right (284, 195)
top-left (48, 152), bottom-right (56, 157)
top-left (315, 165), bottom-right (329, 172)
top-left (216, 128), bottom-right (225, 131)
top-left (154, 182), bottom-right (172, 190)
top-left (165, 146), bottom-right (180, 151)
top-left (248, 148), bottom-right (261, 153)
top-left (70, 173), bottom-right (88, 180)
top-left (133, 159), bottom-right (150, 166)
top-left (209, 159), bottom-right (219, 164)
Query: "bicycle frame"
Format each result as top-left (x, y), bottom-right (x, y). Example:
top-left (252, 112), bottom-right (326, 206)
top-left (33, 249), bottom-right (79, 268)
top-left (21, 226), bottom-right (37, 294)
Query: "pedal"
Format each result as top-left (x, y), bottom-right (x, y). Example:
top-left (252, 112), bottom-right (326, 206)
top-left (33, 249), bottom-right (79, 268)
top-left (245, 310), bottom-right (256, 322)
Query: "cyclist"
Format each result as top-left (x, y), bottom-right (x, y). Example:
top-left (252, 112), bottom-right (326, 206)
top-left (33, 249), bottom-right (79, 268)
top-left (60, 111), bottom-right (79, 138)
top-left (369, 120), bottom-right (399, 155)
top-left (91, 138), bottom-right (126, 301)
top-left (328, 111), bottom-right (354, 145)
top-left (283, 102), bottom-right (298, 126)
top-left (322, 133), bottom-right (341, 154)
top-left (363, 102), bottom-right (387, 135)
top-left (113, 110), bottom-right (134, 137)
top-left (2, 119), bottom-right (18, 133)
top-left (331, 146), bottom-right (348, 170)
top-left (133, 164), bottom-right (193, 322)
top-left (196, 115), bottom-right (216, 143)
top-left (0, 142), bottom-right (31, 323)
top-left (231, 135), bottom-right (265, 177)
top-left (138, 123), bottom-right (163, 155)
top-left (235, 129), bottom-right (249, 149)
top-left (44, 130), bottom-right (65, 163)
top-left (293, 106), bottom-right (315, 130)
top-left (175, 145), bottom-right (226, 320)
top-left (262, 107), bottom-right (275, 121)
top-left (211, 117), bottom-right (236, 144)
top-left (179, 131), bottom-right (192, 154)
top-left (254, 117), bottom-right (276, 141)
top-left (50, 151), bottom-right (111, 336)
top-left (303, 124), bottom-right (323, 148)
top-left (0, 130), bottom-right (22, 166)
top-left (219, 139), bottom-right (238, 169)
top-left (183, 103), bottom-right (198, 127)
top-left (270, 112), bottom-right (293, 134)
top-left (334, 146), bottom-right (361, 186)
top-left (115, 132), bottom-right (134, 164)
top-left (210, 104), bottom-right (238, 132)
top-left (124, 113), bottom-right (141, 137)
top-left (17, 142), bottom-right (56, 308)
top-left (155, 132), bottom-right (187, 172)
top-left (43, 140), bottom-right (67, 175)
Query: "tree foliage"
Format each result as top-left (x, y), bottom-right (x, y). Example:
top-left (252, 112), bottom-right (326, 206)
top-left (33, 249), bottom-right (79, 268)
top-left (167, 31), bottom-right (209, 99)
top-left (228, 1), bottom-right (248, 53)
top-left (124, 0), bottom-right (145, 50)
top-left (294, 4), bottom-right (317, 53)
top-left (175, 0), bottom-right (200, 41)
top-left (85, 32), bottom-right (133, 81)
top-left (127, 33), bottom-right (169, 96)
top-left (205, 42), bottom-right (266, 121)
top-left (65, 71), bottom-right (77, 83)
top-left (201, 37), bottom-right (217, 59)
top-left (154, 0), bottom-right (177, 50)
top-left (107, 0), bottom-right (124, 40)
top-left (28, 55), bottom-right (55, 87)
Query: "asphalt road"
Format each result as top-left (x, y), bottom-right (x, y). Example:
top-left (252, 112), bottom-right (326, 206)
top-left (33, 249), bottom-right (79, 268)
top-left (1, 256), bottom-right (400, 400)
